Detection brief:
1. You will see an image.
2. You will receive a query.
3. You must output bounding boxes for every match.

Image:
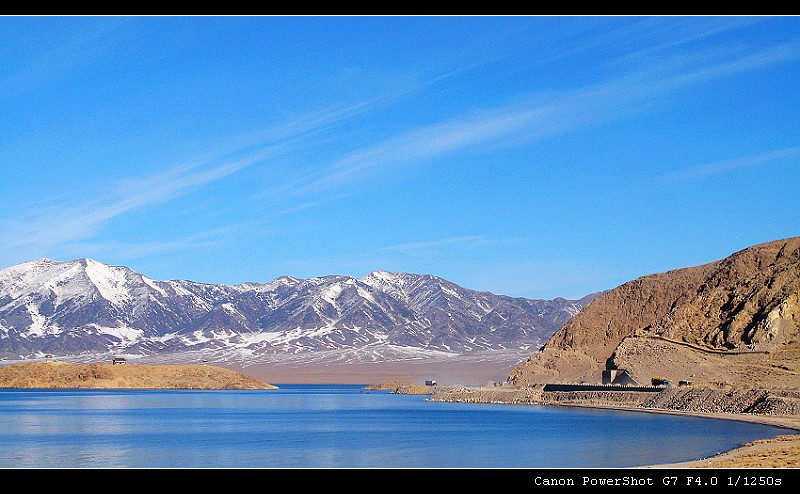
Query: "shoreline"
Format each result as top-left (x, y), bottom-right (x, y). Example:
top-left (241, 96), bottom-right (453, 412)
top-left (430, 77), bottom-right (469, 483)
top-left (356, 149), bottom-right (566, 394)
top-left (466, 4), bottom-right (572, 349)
top-left (2, 364), bottom-right (798, 468)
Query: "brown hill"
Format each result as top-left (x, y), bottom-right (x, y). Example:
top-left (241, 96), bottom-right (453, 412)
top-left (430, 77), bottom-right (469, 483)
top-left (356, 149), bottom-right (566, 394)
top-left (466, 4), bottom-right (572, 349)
top-left (508, 237), bottom-right (800, 390)
top-left (0, 361), bottom-right (277, 390)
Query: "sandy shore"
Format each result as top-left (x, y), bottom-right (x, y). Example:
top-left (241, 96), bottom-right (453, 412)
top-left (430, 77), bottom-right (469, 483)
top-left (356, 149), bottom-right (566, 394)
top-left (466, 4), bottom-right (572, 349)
top-left (645, 434), bottom-right (800, 468)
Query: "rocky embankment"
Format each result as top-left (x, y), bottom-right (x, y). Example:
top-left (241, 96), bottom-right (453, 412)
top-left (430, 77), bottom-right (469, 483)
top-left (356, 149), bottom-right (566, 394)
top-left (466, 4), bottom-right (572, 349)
top-left (429, 385), bottom-right (800, 418)
top-left (642, 387), bottom-right (800, 415)
top-left (429, 384), bottom-right (651, 407)
top-left (362, 381), bottom-right (413, 391)
top-left (363, 381), bottom-right (438, 395)
top-left (0, 361), bottom-right (277, 390)
top-left (427, 385), bottom-right (544, 404)
top-left (392, 384), bottom-right (436, 394)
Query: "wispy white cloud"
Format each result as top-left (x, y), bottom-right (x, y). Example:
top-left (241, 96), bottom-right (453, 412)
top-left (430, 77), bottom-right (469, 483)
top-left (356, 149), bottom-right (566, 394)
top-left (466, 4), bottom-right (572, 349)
top-left (58, 223), bottom-right (250, 262)
top-left (0, 18), bottom-right (129, 99)
top-left (607, 16), bottom-right (768, 66)
top-left (1, 150), bottom-right (270, 253)
top-left (291, 105), bottom-right (552, 195)
top-left (265, 194), bottom-right (352, 218)
top-left (279, 36), bottom-right (800, 199)
top-left (3, 20), bottom-right (798, 271)
top-left (648, 40), bottom-right (800, 92)
top-left (0, 96), bottom-right (399, 261)
top-left (377, 236), bottom-right (517, 253)
top-left (656, 146), bottom-right (800, 183)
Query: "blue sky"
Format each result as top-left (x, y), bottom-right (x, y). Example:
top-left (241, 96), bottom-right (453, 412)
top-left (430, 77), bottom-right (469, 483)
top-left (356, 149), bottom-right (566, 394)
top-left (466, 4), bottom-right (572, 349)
top-left (1, 16), bottom-right (798, 299)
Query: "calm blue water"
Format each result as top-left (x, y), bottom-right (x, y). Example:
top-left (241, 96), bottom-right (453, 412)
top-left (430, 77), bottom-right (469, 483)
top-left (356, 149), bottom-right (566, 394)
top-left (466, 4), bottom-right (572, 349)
top-left (0, 384), bottom-right (791, 468)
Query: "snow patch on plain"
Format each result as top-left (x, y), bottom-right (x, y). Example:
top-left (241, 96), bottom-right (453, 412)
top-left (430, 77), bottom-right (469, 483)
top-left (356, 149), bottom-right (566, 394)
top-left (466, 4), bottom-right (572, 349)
top-left (92, 324), bottom-right (144, 343)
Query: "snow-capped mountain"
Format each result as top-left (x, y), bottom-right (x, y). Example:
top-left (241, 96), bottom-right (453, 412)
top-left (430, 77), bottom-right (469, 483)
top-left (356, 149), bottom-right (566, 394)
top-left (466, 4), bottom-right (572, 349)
top-left (0, 258), bottom-right (597, 360)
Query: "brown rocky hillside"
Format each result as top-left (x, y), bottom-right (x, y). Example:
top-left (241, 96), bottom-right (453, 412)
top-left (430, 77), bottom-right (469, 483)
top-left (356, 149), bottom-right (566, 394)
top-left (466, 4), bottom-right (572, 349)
top-left (0, 361), bottom-right (277, 390)
top-left (508, 237), bottom-right (800, 390)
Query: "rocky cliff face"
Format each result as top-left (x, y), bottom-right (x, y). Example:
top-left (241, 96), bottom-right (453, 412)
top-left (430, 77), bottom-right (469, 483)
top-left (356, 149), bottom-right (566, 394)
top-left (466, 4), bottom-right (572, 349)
top-left (508, 237), bottom-right (800, 390)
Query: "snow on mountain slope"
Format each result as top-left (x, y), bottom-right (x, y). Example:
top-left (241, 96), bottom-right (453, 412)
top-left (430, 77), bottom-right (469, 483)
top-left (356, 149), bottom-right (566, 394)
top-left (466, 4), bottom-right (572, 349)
top-left (0, 258), bottom-right (595, 360)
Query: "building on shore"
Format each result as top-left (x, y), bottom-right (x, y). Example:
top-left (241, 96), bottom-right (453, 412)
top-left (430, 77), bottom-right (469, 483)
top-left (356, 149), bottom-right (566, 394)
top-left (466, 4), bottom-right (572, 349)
top-left (601, 369), bottom-right (638, 385)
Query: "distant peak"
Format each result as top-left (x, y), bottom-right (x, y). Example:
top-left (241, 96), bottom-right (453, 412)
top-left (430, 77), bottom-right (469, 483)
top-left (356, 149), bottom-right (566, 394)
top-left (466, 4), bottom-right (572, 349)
top-left (72, 258), bottom-right (132, 272)
top-left (364, 270), bottom-right (416, 279)
top-left (29, 258), bottom-right (59, 266)
top-left (365, 270), bottom-right (396, 278)
top-left (4, 258), bottom-right (103, 271)
top-left (2, 258), bottom-right (59, 271)
top-left (361, 271), bottom-right (406, 284)
top-left (273, 275), bottom-right (303, 285)
top-left (65, 257), bottom-right (103, 268)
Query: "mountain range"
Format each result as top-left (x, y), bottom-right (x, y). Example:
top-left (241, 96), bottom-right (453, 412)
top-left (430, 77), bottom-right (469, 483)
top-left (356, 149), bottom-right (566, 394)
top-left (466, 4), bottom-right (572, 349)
top-left (0, 258), bottom-right (597, 362)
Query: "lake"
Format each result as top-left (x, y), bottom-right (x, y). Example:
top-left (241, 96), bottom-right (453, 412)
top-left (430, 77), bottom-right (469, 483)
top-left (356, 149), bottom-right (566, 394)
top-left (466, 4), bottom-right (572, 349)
top-left (0, 384), bottom-right (791, 468)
